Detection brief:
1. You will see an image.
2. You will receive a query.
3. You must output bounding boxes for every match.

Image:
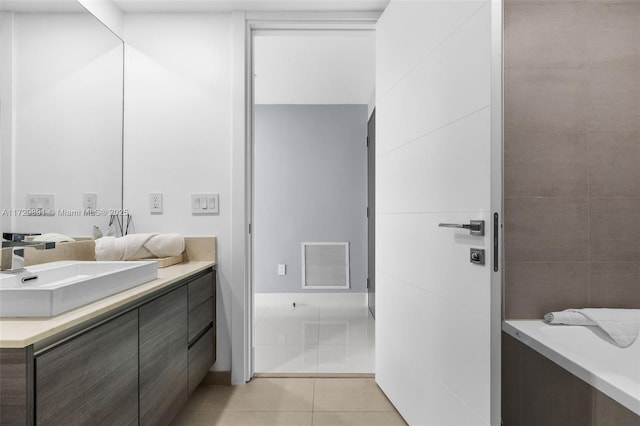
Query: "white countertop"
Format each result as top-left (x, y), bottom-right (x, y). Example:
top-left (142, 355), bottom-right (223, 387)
top-left (503, 320), bottom-right (640, 416)
top-left (0, 261), bottom-right (215, 348)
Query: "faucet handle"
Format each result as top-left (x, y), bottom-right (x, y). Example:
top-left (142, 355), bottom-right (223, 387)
top-left (8, 247), bottom-right (26, 273)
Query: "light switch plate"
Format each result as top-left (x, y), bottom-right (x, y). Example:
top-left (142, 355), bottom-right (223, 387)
top-left (278, 264), bottom-right (286, 275)
top-left (27, 194), bottom-right (55, 216)
top-left (191, 193), bottom-right (219, 215)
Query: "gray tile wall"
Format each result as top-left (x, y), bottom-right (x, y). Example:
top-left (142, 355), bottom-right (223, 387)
top-left (504, 0), bottom-right (640, 319)
top-left (502, 333), bottom-right (640, 426)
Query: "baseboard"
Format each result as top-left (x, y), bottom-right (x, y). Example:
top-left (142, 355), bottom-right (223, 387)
top-left (253, 372), bottom-right (375, 379)
top-left (255, 292), bottom-right (367, 307)
top-left (201, 370), bottom-right (373, 384)
top-left (202, 370), bottom-right (232, 386)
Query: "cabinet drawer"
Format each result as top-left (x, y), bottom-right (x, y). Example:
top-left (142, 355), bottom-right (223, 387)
top-left (188, 327), bottom-right (214, 395)
top-left (189, 297), bottom-right (214, 343)
top-left (188, 273), bottom-right (214, 311)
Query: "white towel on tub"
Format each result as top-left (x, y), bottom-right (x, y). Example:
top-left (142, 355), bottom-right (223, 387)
top-left (95, 233), bottom-right (185, 261)
top-left (544, 308), bottom-right (640, 348)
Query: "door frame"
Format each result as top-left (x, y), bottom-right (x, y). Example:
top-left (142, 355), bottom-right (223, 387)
top-left (490, 1), bottom-right (504, 423)
top-left (231, 11), bottom-right (380, 384)
top-left (232, 7), bottom-right (504, 422)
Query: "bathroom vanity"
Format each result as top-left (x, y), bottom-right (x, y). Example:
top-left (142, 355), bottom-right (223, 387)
top-left (0, 262), bottom-right (216, 426)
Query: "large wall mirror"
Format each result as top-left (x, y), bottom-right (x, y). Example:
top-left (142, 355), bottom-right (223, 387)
top-left (0, 0), bottom-right (124, 238)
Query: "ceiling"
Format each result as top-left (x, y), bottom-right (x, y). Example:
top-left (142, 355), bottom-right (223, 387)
top-left (111, 0), bottom-right (389, 13)
top-left (0, 0), bottom-right (85, 12)
top-left (2, 0), bottom-right (389, 13)
top-left (2, 0), bottom-right (380, 105)
top-left (254, 31), bottom-right (375, 105)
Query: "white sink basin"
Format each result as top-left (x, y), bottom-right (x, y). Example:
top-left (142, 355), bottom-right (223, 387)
top-left (0, 261), bottom-right (158, 317)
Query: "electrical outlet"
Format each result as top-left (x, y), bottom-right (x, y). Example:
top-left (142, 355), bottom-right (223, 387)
top-left (83, 193), bottom-right (97, 210)
top-left (150, 193), bottom-right (163, 214)
top-left (277, 264), bottom-right (286, 275)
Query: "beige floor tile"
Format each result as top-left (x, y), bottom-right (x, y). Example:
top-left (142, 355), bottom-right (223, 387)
top-left (181, 386), bottom-right (223, 411)
top-left (172, 410), bottom-right (313, 426)
top-left (313, 378), bottom-right (396, 412)
top-left (312, 411), bottom-right (407, 426)
top-left (205, 378), bottom-right (314, 412)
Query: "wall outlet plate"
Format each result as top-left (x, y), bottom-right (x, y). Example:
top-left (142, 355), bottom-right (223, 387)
top-left (27, 194), bottom-right (55, 216)
top-left (277, 264), bottom-right (286, 275)
top-left (83, 193), bottom-right (97, 210)
top-left (150, 193), bottom-right (163, 214)
top-left (191, 193), bottom-right (219, 215)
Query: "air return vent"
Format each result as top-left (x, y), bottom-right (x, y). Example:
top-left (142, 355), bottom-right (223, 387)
top-left (301, 242), bottom-right (350, 289)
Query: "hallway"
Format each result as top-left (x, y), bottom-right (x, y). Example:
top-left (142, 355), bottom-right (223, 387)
top-left (254, 304), bottom-right (375, 374)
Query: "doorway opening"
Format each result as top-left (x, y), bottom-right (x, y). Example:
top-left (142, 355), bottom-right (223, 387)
top-left (251, 28), bottom-right (376, 375)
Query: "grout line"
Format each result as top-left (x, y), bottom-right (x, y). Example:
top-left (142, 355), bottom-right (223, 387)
top-left (587, 131), bottom-right (592, 307)
top-left (311, 376), bottom-right (316, 414)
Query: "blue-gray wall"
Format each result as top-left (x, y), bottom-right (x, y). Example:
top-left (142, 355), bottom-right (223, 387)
top-left (254, 104), bottom-right (368, 293)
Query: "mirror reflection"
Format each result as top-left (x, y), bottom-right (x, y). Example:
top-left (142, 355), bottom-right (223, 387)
top-left (0, 0), bottom-right (124, 239)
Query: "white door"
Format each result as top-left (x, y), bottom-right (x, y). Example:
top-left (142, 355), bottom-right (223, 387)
top-left (375, 1), bottom-right (501, 425)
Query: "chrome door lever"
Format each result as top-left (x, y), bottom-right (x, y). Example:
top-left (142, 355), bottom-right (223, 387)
top-left (438, 220), bottom-right (485, 236)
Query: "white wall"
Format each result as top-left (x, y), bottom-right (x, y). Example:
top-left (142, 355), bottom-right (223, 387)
top-left (123, 13), bottom-right (233, 371)
top-left (254, 32), bottom-right (375, 105)
top-left (2, 12), bottom-right (123, 236)
top-left (0, 13), bottom-right (15, 233)
top-left (375, 0), bottom-right (493, 424)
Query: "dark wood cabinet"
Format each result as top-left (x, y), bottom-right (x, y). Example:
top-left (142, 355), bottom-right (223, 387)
top-left (187, 273), bottom-right (214, 311)
top-left (188, 328), bottom-right (215, 394)
top-left (188, 297), bottom-right (214, 343)
top-left (139, 287), bottom-right (188, 426)
top-left (0, 267), bottom-right (216, 426)
top-left (186, 272), bottom-right (216, 395)
top-left (35, 310), bottom-right (138, 425)
top-left (0, 347), bottom-right (33, 426)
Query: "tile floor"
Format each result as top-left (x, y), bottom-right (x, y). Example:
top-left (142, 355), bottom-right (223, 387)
top-left (172, 378), bottom-right (407, 426)
top-left (254, 303), bottom-right (375, 374)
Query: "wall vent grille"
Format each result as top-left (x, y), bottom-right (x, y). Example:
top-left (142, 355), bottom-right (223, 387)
top-left (301, 242), bottom-right (350, 289)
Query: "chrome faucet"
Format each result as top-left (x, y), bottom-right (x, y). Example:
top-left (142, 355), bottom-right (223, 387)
top-left (1, 241), bottom-right (55, 273)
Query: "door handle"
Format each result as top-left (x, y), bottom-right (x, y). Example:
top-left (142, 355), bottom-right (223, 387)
top-left (438, 220), bottom-right (485, 236)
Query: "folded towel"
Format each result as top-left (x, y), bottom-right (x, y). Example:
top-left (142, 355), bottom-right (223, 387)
top-left (95, 233), bottom-right (184, 261)
top-left (32, 233), bottom-right (75, 243)
top-left (544, 308), bottom-right (640, 348)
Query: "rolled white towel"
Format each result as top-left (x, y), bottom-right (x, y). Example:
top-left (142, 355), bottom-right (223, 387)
top-left (95, 233), bottom-right (184, 261)
top-left (143, 233), bottom-right (185, 258)
top-left (544, 310), bottom-right (595, 326)
top-left (544, 308), bottom-right (640, 348)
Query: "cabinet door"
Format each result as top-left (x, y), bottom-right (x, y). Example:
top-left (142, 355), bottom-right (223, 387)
top-left (35, 310), bottom-right (138, 425)
top-left (139, 286), bottom-right (188, 426)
